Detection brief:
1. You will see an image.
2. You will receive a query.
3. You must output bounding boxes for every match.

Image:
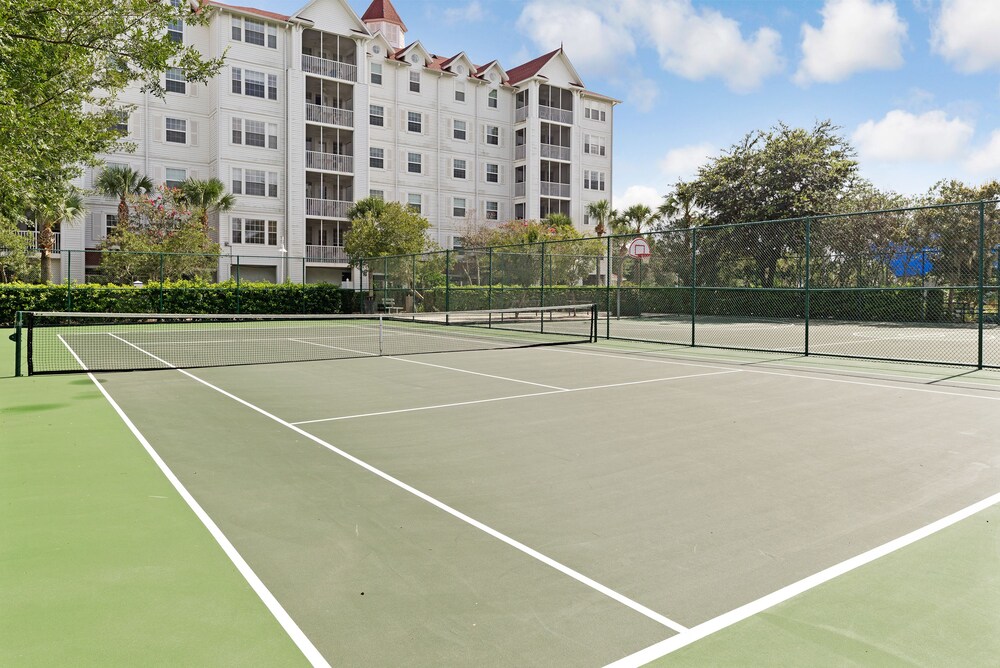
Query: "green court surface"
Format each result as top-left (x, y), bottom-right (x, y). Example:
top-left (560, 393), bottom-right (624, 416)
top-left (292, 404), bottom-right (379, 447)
top-left (3, 326), bottom-right (999, 666)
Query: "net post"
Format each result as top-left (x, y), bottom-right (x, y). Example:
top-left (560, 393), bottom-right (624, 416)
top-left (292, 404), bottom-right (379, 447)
top-left (804, 217), bottom-right (811, 356)
top-left (605, 235), bottom-right (611, 339)
top-left (378, 315), bottom-right (384, 355)
top-left (487, 248), bottom-right (493, 314)
top-left (66, 250), bottom-right (72, 310)
top-left (445, 249), bottom-right (451, 320)
top-left (25, 311), bottom-right (33, 376)
top-left (235, 255), bottom-right (241, 313)
top-left (14, 311), bottom-right (22, 377)
top-left (539, 242), bottom-right (546, 333)
top-left (978, 201), bottom-right (986, 369)
top-left (159, 252), bottom-right (165, 312)
top-left (591, 303), bottom-right (598, 342)
top-left (411, 253), bottom-right (416, 314)
top-left (690, 228), bottom-right (698, 347)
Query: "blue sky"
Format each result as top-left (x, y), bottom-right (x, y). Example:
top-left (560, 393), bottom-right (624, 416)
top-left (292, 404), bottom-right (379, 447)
top-left (271, 0), bottom-right (1000, 209)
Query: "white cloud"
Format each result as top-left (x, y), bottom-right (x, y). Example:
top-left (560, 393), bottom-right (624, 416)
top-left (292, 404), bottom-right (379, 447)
top-left (659, 143), bottom-right (714, 183)
top-left (443, 1), bottom-right (485, 25)
top-left (516, 2), bottom-right (635, 74)
top-left (966, 130), bottom-right (1000, 173)
top-left (615, 185), bottom-right (662, 210)
top-left (932, 0), bottom-right (1000, 73)
top-left (516, 0), bottom-right (782, 91)
top-left (621, 0), bottom-right (784, 92)
top-left (794, 0), bottom-right (907, 85)
top-left (852, 110), bottom-right (974, 162)
top-left (626, 77), bottom-right (658, 113)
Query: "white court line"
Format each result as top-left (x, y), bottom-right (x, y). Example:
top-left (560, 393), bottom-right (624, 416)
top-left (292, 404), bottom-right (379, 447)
top-left (550, 346), bottom-right (1000, 402)
top-left (605, 489), bottom-right (1000, 667)
top-left (291, 370), bottom-right (739, 426)
top-left (59, 335), bottom-right (330, 668)
top-left (105, 333), bottom-right (689, 634)
top-left (289, 337), bottom-right (377, 357)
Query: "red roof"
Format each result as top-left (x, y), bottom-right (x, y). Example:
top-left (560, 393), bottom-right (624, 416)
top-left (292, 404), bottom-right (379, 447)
top-left (208, 1), bottom-right (290, 22)
top-left (505, 48), bottom-right (560, 85)
top-left (361, 0), bottom-right (407, 31)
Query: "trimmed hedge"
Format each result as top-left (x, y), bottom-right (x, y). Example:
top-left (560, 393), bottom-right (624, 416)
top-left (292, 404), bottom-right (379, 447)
top-left (0, 281), bottom-right (357, 327)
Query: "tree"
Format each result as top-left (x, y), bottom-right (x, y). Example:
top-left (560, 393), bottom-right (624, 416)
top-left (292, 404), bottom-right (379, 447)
top-left (543, 212), bottom-right (573, 229)
top-left (586, 200), bottom-right (614, 238)
top-left (344, 199), bottom-right (434, 268)
top-left (178, 177), bottom-right (235, 231)
top-left (95, 165), bottom-right (154, 229)
top-left (0, 0), bottom-right (224, 230)
top-left (682, 121), bottom-right (859, 287)
top-left (35, 189), bottom-right (84, 283)
top-left (613, 204), bottom-right (660, 236)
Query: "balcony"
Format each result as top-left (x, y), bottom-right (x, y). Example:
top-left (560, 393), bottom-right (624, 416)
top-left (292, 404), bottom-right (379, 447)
top-left (540, 181), bottom-right (570, 198)
top-left (17, 230), bottom-right (61, 252)
top-left (306, 199), bottom-right (351, 219)
top-left (306, 244), bottom-right (348, 264)
top-left (514, 182), bottom-right (526, 197)
top-left (540, 143), bottom-right (571, 161)
top-left (539, 105), bottom-right (573, 124)
top-left (306, 151), bottom-right (353, 174)
top-left (306, 103), bottom-right (353, 128)
top-left (302, 54), bottom-right (357, 83)
top-left (515, 144), bottom-right (526, 161)
top-left (515, 106), bottom-right (529, 123)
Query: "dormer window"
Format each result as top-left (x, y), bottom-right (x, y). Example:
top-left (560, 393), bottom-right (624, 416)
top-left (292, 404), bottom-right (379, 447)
top-left (410, 54), bottom-right (420, 64)
top-left (372, 45), bottom-right (381, 55)
top-left (456, 65), bottom-right (466, 75)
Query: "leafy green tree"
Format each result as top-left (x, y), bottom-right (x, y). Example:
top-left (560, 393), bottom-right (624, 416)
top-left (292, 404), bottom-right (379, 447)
top-left (0, 225), bottom-right (34, 282)
top-left (586, 199), bottom-right (614, 238)
top-left (0, 0), bottom-right (224, 230)
top-left (34, 189), bottom-right (85, 283)
top-left (95, 165), bottom-right (154, 229)
top-left (344, 199), bottom-right (434, 268)
top-left (543, 212), bottom-right (573, 229)
top-left (178, 177), bottom-right (236, 231)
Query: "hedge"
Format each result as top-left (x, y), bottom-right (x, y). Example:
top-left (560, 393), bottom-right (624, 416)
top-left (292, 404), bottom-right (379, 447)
top-left (0, 281), bottom-right (358, 327)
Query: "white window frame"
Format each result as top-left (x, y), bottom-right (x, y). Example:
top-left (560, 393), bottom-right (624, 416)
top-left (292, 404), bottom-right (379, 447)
top-left (244, 119), bottom-right (266, 147)
top-left (407, 111), bottom-right (422, 133)
top-left (267, 24), bottom-right (278, 49)
top-left (407, 193), bottom-right (421, 213)
top-left (165, 68), bottom-right (186, 94)
top-left (370, 147), bottom-right (384, 169)
top-left (453, 158), bottom-right (466, 179)
top-left (409, 70), bottom-right (421, 93)
top-left (453, 119), bottom-right (466, 141)
top-left (244, 70), bottom-right (265, 98)
top-left (453, 197), bottom-right (466, 218)
top-left (454, 82), bottom-right (466, 103)
top-left (371, 62), bottom-right (382, 85)
top-left (488, 89), bottom-right (498, 109)
top-left (485, 163), bottom-right (499, 184)
top-left (164, 167), bottom-right (186, 189)
top-left (267, 73), bottom-right (278, 100)
top-left (245, 168), bottom-right (266, 196)
top-left (165, 117), bottom-right (186, 144)
top-left (244, 18), bottom-right (265, 45)
top-left (370, 189), bottom-right (384, 200)
top-left (485, 201), bottom-right (498, 220)
top-left (407, 152), bottom-right (422, 174)
top-left (370, 105), bottom-right (384, 127)
top-left (485, 125), bottom-right (500, 146)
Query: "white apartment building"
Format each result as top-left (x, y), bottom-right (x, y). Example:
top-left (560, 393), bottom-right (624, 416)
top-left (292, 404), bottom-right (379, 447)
top-left (53, 0), bottom-right (617, 284)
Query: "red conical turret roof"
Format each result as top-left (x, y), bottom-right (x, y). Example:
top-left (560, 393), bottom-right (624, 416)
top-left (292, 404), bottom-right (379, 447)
top-left (361, 0), bottom-right (407, 32)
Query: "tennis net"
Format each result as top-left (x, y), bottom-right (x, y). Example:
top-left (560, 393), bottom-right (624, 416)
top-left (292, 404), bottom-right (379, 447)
top-left (22, 304), bottom-right (598, 375)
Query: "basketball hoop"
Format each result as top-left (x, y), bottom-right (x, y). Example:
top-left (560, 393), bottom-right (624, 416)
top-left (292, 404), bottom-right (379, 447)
top-left (627, 238), bottom-right (651, 259)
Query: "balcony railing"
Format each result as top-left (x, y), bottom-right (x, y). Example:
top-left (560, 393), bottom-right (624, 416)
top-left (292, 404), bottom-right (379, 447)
top-left (305, 244), bottom-right (348, 264)
top-left (540, 143), bottom-right (571, 161)
top-left (514, 182), bottom-right (526, 198)
top-left (305, 103), bottom-right (353, 128)
top-left (514, 144), bottom-right (526, 161)
top-left (515, 106), bottom-right (528, 123)
top-left (302, 54), bottom-right (357, 82)
top-left (17, 230), bottom-right (61, 251)
top-left (539, 105), bottom-right (573, 124)
top-left (540, 181), bottom-right (570, 198)
top-left (306, 151), bottom-right (354, 174)
top-left (305, 199), bottom-right (351, 219)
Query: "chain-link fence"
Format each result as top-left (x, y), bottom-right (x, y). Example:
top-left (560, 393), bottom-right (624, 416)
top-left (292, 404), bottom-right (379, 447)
top-left (363, 200), bottom-right (1000, 369)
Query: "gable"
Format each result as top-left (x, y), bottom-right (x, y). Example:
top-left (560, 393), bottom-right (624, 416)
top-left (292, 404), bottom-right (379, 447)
top-left (292, 0), bottom-right (368, 35)
top-left (535, 51), bottom-right (584, 88)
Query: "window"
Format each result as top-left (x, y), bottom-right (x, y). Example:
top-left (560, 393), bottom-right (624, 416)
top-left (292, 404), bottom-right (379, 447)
top-left (485, 163), bottom-right (499, 183)
top-left (267, 123), bottom-right (278, 149)
top-left (165, 68), bottom-right (186, 94)
top-left (453, 158), bottom-right (466, 179)
top-left (485, 125), bottom-right (499, 146)
top-left (244, 19), bottom-right (264, 46)
top-left (370, 189), bottom-right (384, 200)
top-left (409, 71), bottom-right (420, 93)
top-left (453, 119), bottom-right (466, 140)
top-left (105, 213), bottom-right (117, 236)
top-left (407, 152), bottom-right (422, 174)
top-left (267, 74), bottom-right (278, 100)
top-left (231, 217), bottom-right (242, 243)
top-left (245, 120), bottom-right (265, 147)
top-left (165, 117), bottom-right (186, 143)
top-left (231, 218), bottom-right (278, 245)
top-left (245, 169), bottom-right (266, 196)
top-left (453, 198), bottom-right (466, 217)
top-left (407, 193), bottom-right (421, 213)
top-left (370, 147), bottom-right (384, 169)
top-left (232, 118), bottom-right (242, 144)
top-left (231, 67), bottom-right (242, 94)
top-left (485, 201), bottom-right (498, 220)
top-left (371, 62), bottom-right (382, 85)
top-left (231, 17), bottom-right (241, 41)
top-left (232, 168), bottom-right (242, 194)
top-left (113, 111), bottom-right (129, 134)
top-left (268, 172), bottom-right (278, 198)
top-left (455, 83), bottom-right (465, 102)
top-left (267, 25), bottom-right (277, 49)
top-left (453, 236), bottom-right (464, 249)
top-left (407, 111), bottom-right (421, 133)
top-left (370, 105), bottom-right (384, 127)
top-left (167, 0), bottom-right (183, 43)
top-left (584, 170), bottom-right (606, 191)
top-left (488, 89), bottom-right (498, 109)
top-left (165, 168), bottom-right (186, 189)
top-left (584, 134), bottom-right (606, 156)
top-left (243, 70), bottom-right (265, 98)
top-left (585, 106), bottom-right (607, 122)
top-left (515, 203), bottom-right (525, 219)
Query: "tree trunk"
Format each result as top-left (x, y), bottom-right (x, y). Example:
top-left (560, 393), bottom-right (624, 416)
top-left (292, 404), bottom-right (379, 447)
top-left (118, 198), bottom-right (129, 231)
top-left (39, 223), bottom-right (53, 283)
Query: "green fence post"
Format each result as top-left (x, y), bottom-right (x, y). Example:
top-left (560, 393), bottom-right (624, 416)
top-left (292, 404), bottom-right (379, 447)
top-left (14, 310), bottom-right (22, 377)
top-left (235, 255), bottom-right (241, 314)
top-left (66, 250), bottom-right (72, 310)
top-left (412, 253), bottom-right (417, 313)
top-left (605, 235), bottom-right (612, 339)
top-left (383, 256), bottom-right (389, 307)
top-left (445, 249), bottom-right (451, 315)
top-left (158, 252), bottom-right (165, 312)
top-left (978, 201), bottom-right (986, 368)
top-left (691, 228), bottom-right (698, 347)
top-left (804, 218), bottom-right (811, 356)
top-left (487, 248), bottom-right (493, 312)
top-left (540, 241), bottom-right (546, 309)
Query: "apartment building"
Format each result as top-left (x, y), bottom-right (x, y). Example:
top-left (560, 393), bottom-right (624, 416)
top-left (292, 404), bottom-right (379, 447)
top-left (56, 0), bottom-right (617, 284)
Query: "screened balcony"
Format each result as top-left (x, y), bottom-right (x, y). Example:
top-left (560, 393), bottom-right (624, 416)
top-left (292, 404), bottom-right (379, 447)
top-left (305, 175), bottom-right (353, 219)
top-left (538, 84), bottom-right (573, 124)
top-left (305, 79), bottom-right (354, 128)
top-left (305, 127), bottom-right (353, 174)
top-left (301, 30), bottom-right (357, 82)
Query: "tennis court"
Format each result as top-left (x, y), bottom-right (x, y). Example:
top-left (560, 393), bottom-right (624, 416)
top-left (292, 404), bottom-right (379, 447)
top-left (4, 307), bottom-right (1000, 665)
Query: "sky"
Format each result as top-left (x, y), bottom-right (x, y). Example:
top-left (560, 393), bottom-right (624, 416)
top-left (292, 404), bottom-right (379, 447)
top-left (269, 0), bottom-right (1000, 210)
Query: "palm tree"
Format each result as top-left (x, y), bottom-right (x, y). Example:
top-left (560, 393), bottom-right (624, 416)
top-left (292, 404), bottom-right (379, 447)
top-left (658, 185), bottom-right (697, 228)
top-left (543, 212), bottom-right (573, 229)
top-left (586, 199), bottom-right (614, 239)
top-left (178, 177), bottom-right (236, 230)
top-left (613, 204), bottom-right (660, 236)
top-left (94, 165), bottom-right (153, 230)
top-left (36, 190), bottom-right (85, 283)
top-left (347, 196), bottom-right (388, 221)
